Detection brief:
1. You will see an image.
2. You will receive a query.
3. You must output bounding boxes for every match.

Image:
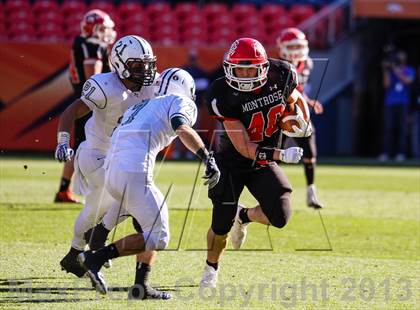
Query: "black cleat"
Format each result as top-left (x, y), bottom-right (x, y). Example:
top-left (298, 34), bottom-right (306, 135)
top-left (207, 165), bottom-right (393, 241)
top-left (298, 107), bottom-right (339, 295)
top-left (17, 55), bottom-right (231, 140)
top-left (77, 251), bottom-right (108, 295)
top-left (128, 284), bottom-right (172, 300)
top-left (60, 248), bottom-right (86, 278)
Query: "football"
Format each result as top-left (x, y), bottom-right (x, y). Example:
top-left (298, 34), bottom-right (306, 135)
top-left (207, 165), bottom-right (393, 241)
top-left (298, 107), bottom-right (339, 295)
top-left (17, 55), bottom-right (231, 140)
top-left (280, 93), bottom-right (310, 134)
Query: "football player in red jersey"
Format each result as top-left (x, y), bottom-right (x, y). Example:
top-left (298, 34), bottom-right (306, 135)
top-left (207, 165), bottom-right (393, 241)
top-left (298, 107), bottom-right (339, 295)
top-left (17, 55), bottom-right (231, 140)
top-left (277, 27), bottom-right (324, 209)
top-left (55, 9), bottom-right (116, 203)
top-left (200, 38), bottom-right (312, 288)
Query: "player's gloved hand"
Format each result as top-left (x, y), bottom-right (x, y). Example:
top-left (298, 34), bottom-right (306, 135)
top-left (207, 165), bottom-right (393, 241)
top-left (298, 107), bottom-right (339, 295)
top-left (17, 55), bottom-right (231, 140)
top-left (203, 152), bottom-right (220, 189)
top-left (280, 147), bottom-right (303, 164)
top-left (55, 132), bottom-right (74, 162)
top-left (282, 105), bottom-right (313, 138)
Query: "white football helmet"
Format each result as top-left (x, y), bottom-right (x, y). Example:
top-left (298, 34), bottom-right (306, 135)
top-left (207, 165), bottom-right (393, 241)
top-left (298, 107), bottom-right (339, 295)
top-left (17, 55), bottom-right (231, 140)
top-left (110, 35), bottom-right (157, 86)
top-left (154, 68), bottom-right (196, 101)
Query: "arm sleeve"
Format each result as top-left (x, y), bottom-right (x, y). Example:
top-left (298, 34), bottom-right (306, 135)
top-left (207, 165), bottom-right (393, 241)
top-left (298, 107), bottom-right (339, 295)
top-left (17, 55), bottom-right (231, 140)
top-left (284, 62), bottom-right (299, 99)
top-left (80, 78), bottom-right (108, 110)
top-left (204, 81), bottom-right (239, 121)
top-left (169, 97), bottom-right (198, 128)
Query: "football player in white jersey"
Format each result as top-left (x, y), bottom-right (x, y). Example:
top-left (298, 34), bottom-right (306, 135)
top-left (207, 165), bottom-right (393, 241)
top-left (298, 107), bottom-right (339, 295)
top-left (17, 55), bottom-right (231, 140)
top-left (55, 35), bottom-right (169, 299)
top-left (77, 68), bottom-right (220, 296)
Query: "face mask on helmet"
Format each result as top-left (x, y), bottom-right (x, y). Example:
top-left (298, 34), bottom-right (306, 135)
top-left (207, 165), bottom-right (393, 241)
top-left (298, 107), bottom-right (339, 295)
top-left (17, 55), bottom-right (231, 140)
top-left (223, 38), bottom-right (270, 92)
top-left (154, 68), bottom-right (196, 101)
top-left (111, 35), bottom-right (157, 87)
top-left (126, 58), bottom-right (157, 86)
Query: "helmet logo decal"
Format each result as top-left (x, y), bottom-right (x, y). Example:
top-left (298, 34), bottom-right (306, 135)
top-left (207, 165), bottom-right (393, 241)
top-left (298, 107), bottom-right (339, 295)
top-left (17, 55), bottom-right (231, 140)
top-left (228, 40), bottom-right (239, 57)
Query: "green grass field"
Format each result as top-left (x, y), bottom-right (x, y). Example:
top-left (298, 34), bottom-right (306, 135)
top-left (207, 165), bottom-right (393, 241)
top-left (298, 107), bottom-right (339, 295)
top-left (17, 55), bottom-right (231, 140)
top-left (0, 157), bottom-right (419, 309)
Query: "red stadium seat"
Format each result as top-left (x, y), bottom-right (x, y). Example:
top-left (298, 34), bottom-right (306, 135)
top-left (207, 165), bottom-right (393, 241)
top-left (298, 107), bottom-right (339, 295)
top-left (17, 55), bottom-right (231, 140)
top-left (61, 0), bottom-right (87, 16)
top-left (174, 2), bottom-right (199, 20)
top-left (9, 22), bottom-right (36, 38)
top-left (203, 3), bottom-right (228, 20)
top-left (146, 2), bottom-right (171, 20)
top-left (8, 9), bottom-right (34, 26)
top-left (208, 13), bottom-right (234, 33)
top-left (158, 12), bottom-right (177, 27)
top-left (231, 4), bottom-right (257, 21)
top-left (118, 2), bottom-right (143, 19)
top-left (37, 11), bottom-right (63, 27)
top-left (5, 0), bottom-right (31, 14)
top-left (260, 4), bottom-right (287, 21)
top-left (208, 27), bottom-right (235, 46)
top-left (120, 24), bottom-right (150, 40)
top-left (266, 15), bottom-right (295, 34)
top-left (33, 0), bottom-right (59, 16)
top-left (10, 32), bottom-right (37, 42)
top-left (180, 25), bottom-right (208, 45)
top-left (289, 5), bottom-right (315, 24)
top-left (181, 12), bottom-right (206, 30)
top-left (236, 23), bottom-right (266, 40)
top-left (89, 0), bottom-right (116, 16)
top-left (38, 22), bottom-right (64, 39)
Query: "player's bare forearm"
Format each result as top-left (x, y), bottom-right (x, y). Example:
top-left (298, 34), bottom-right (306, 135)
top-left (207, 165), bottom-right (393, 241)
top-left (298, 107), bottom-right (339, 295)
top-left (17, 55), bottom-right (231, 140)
top-left (57, 99), bottom-right (91, 134)
top-left (223, 120), bottom-right (286, 162)
top-left (176, 124), bottom-right (205, 154)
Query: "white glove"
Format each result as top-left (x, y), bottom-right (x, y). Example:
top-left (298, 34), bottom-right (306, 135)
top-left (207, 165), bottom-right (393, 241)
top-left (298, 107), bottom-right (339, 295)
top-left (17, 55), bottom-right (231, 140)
top-left (55, 132), bottom-right (74, 162)
top-left (279, 147), bottom-right (303, 164)
top-left (282, 105), bottom-right (313, 138)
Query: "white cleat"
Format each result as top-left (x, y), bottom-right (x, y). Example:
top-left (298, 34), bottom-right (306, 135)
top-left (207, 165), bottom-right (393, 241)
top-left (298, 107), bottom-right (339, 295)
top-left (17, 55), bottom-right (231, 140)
top-left (103, 260), bottom-right (112, 269)
top-left (307, 184), bottom-right (323, 209)
top-left (199, 264), bottom-right (218, 288)
top-left (230, 204), bottom-right (249, 250)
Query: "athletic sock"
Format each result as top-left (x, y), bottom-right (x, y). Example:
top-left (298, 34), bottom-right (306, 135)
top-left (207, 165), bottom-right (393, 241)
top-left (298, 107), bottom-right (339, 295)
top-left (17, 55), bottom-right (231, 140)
top-left (239, 208), bottom-right (251, 224)
top-left (304, 163), bottom-right (315, 186)
top-left (94, 243), bottom-right (119, 264)
top-left (135, 262), bottom-right (151, 285)
top-left (59, 177), bottom-right (71, 192)
top-left (69, 247), bottom-right (82, 257)
top-left (206, 260), bottom-right (218, 271)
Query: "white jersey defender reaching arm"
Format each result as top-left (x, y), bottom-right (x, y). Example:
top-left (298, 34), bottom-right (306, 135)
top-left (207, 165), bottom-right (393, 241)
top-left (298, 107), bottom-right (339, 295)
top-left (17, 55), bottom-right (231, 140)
top-left (78, 68), bottom-right (220, 295)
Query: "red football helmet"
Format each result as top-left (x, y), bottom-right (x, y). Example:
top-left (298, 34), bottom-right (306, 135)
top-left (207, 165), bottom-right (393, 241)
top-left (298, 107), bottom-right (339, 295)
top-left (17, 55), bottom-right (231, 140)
top-left (80, 9), bottom-right (116, 44)
top-left (276, 27), bottom-right (309, 63)
top-left (223, 38), bottom-right (269, 92)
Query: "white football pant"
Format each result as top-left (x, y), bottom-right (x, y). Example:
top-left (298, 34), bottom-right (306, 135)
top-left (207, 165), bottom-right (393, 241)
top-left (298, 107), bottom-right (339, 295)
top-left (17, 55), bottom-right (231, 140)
top-left (103, 158), bottom-right (170, 251)
top-left (71, 144), bottom-right (123, 250)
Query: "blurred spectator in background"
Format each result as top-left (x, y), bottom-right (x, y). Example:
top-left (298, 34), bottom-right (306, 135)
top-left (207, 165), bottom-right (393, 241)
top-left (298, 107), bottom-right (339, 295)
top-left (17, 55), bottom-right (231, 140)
top-left (410, 66), bottom-right (420, 159)
top-left (171, 49), bottom-right (211, 159)
top-left (54, 9), bottom-right (116, 202)
top-left (378, 49), bottom-right (415, 162)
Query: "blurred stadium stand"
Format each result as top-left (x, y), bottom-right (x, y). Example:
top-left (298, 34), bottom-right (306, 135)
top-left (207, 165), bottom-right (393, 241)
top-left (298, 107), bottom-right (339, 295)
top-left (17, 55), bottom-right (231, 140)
top-left (0, 0), bottom-right (346, 48)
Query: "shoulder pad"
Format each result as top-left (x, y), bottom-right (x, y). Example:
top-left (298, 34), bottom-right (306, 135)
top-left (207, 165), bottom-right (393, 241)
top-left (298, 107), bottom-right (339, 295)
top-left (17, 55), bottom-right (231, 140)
top-left (80, 76), bottom-right (108, 109)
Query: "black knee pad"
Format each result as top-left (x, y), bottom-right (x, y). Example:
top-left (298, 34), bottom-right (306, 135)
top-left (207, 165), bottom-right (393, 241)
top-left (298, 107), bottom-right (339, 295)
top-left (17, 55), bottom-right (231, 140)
top-left (211, 201), bottom-right (236, 236)
top-left (268, 194), bottom-right (292, 229)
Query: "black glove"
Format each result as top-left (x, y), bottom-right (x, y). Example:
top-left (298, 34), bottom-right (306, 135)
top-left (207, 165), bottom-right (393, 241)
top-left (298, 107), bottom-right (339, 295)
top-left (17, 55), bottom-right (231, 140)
top-left (203, 152), bottom-right (220, 189)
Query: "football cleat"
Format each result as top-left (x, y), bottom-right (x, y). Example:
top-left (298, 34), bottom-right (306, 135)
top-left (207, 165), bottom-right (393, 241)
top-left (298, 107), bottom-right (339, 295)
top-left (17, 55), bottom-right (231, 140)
top-left (199, 264), bottom-right (218, 288)
top-left (77, 251), bottom-right (108, 295)
top-left (60, 248), bottom-right (86, 278)
top-left (128, 284), bottom-right (172, 300)
top-left (307, 184), bottom-right (323, 209)
top-left (54, 190), bottom-right (80, 203)
top-left (230, 204), bottom-right (249, 249)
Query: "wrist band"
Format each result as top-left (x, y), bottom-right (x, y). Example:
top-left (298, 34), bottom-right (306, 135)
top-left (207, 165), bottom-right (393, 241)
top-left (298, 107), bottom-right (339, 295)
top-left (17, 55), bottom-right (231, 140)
top-left (57, 132), bottom-right (70, 144)
top-left (196, 147), bottom-right (210, 161)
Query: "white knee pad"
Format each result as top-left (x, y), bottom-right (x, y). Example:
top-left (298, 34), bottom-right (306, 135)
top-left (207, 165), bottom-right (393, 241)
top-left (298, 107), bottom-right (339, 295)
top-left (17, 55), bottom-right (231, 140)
top-left (144, 230), bottom-right (170, 251)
